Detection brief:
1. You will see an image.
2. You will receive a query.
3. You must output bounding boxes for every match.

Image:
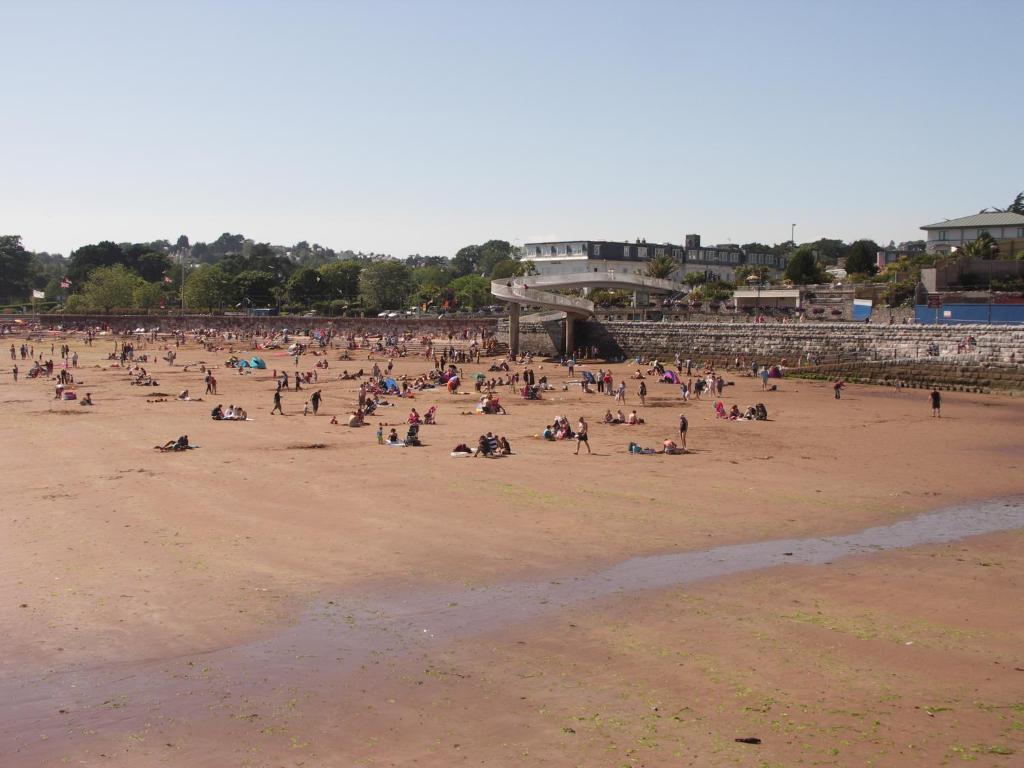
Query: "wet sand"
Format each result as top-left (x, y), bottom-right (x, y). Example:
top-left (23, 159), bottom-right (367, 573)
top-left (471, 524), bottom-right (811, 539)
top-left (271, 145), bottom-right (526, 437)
top-left (1, 334), bottom-right (1022, 766)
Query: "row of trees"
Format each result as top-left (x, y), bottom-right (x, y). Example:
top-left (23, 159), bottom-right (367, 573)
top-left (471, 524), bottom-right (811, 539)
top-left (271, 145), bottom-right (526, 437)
top-left (3, 234), bottom-right (535, 314)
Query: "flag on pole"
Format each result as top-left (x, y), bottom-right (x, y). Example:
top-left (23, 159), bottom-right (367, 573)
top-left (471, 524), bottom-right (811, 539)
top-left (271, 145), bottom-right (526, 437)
top-left (60, 279), bottom-right (71, 289)
top-left (32, 290), bottom-right (45, 299)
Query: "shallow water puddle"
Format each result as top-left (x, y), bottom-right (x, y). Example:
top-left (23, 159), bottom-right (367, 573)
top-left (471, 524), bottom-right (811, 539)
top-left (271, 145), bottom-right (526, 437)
top-left (3, 497), bottom-right (1023, 757)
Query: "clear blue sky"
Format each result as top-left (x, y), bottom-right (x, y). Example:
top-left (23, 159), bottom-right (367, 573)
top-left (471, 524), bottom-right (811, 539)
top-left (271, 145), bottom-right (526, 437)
top-left (3, 0), bottom-right (1020, 257)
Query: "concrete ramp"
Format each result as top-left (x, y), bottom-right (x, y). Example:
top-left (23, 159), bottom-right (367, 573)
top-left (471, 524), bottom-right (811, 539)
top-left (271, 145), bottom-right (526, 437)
top-left (493, 272), bottom-right (686, 355)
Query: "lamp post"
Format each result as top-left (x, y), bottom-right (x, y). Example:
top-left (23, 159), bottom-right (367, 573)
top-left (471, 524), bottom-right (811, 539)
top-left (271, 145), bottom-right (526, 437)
top-left (791, 223), bottom-right (796, 247)
top-left (746, 273), bottom-right (762, 321)
top-left (177, 248), bottom-right (189, 316)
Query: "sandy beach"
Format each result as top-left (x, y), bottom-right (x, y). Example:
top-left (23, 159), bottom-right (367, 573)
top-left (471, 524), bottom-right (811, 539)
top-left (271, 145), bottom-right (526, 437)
top-left (1, 331), bottom-right (1022, 766)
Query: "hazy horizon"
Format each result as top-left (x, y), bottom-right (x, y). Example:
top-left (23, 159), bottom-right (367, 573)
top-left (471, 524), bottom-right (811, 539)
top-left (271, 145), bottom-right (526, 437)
top-left (3, 0), bottom-right (1020, 257)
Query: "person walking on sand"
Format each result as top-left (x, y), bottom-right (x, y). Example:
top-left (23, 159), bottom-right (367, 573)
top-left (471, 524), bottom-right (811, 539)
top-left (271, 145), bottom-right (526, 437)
top-left (678, 413), bottom-right (688, 452)
top-left (833, 379), bottom-right (844, 400)
top-left (311, 389), bottom-right (322, 416)
top-left (574, 416), bottom-right (591, 455)
top-left (930, 388), bottom-right (941, 417)
top-left (271, 390), bottom-right (284, 415)
top-left (638, 380), bottom-right (647, 406)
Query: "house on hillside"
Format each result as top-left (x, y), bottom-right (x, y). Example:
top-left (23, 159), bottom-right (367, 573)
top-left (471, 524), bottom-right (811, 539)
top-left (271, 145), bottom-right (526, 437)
top-left (921, 212), bottom-right (1024, 258)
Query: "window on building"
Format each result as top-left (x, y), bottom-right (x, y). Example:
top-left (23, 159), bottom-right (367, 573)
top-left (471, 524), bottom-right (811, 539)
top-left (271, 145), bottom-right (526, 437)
top-left (672, 248), bottom-right (682, 259)
top-left (1018, 228), bottom-right (1024, 238)
top-left (637, 247), bottom-right (647, 259)
top-left (655, 247), bottom-right (665, 258)
top-left (938, 231), bottom-right (947, 241)
top-left (622, 245), bottom-right (630, 258)
top-left (593, 244), bottom-right (601, 257)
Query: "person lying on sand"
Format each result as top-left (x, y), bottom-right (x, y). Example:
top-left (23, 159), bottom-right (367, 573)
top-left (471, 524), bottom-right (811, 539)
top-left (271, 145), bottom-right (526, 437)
top-left (154, 435), bottom-right (196, 452)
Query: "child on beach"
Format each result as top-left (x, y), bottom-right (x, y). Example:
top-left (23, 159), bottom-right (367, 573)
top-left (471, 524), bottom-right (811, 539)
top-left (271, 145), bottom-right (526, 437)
top-left (376, 423), bottom-right (384, 444)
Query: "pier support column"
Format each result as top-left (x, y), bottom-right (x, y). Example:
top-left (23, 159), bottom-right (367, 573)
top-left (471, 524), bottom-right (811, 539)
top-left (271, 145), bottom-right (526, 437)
top-left (508, 302), bottom-right (520, 356)
top-left (564, 315), bottom-right (575, 357)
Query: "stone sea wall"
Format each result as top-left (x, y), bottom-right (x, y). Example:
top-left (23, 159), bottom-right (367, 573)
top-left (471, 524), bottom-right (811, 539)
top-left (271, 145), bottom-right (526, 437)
top-left (503, 319), bottom-right (1024, 363)
top-left (580, 321), bottom-right (1024, 365)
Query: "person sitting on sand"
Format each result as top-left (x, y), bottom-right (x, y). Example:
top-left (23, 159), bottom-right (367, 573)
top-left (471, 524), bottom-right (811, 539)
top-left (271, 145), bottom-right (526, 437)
top-left (603, 409), bottom-right (616, 424)
top-left (729, 404), bottom-right (741, 420)
top-left (424, 406), bottom-right (437, 424)
top-left (542, 424), bottom-right (554, 440)
top-left (348, 409), bottom-right (365, 428)
top-left (474, 434), bottom-right (494, 457)
top-left (661, 438), bottom-right (682, 455)
top-left (616, 409), bottom-right (627, 424)
top-left (452, 443), bottom-right (471, 454)
top-left (211, 404), bottom-right (224, 420)
top-left (80, 392), bottom-right (93, 406)
top-left (627, 410), bottom-right (643, 425)
top-left (498, 436), bottom-right (512, 455)
top-left (330, 415), bottom-right (339, 424)
top-left (235, 406), bottom-right (247, 421)
top-left (387, 428), bottom-right (400, 444)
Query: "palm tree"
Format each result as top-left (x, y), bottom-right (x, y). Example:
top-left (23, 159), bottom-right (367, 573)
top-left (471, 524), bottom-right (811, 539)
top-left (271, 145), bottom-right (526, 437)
top-left (1009, 191), bottom-right (1024, 215)
top-left (981, 190), bottom-right (1023, 215)
top-left (961, 232), bottom-right (999, 260)
top-left (645, 253), bottom-right (676, 280)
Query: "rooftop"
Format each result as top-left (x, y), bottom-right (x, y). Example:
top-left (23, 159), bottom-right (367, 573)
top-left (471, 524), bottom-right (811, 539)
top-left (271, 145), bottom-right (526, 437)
top-left (921, 212), bottom-right (1024, 230)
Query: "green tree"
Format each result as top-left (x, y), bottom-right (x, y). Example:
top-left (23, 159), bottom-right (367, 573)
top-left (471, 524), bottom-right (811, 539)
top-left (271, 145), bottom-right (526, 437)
top-left (961, 232), bottom-right (1000, 260)
top-left (450, 274), bottom-right (491, 309)
top-left (411, 264), bottom-right (453, 307)
top-left (451, 239), bottom-right (514, 277)
top-left (67, 241), bottom-right (123, 285)
top-left (184, 266), bottom-right (232, 310)
top-left (845, 239), bottom-right (880, 275)
top-left (134, 251), bottom-right (173, 282)
top-left (645, 253), bottom-right (676, 279)
top-left (784, 245), bottom-right (827, 285)
top-left (80, 265), bottom-right (142, 311)
top-left (589, 289), bottom-right (632, 307)
top-left (1009, 191), bottom-right (1024, 215)
top-left (318, 260), bottom-right (363, 302)
top-left (232, 270), bottom-right (278, 305)
top-left (477, 240), bottom-right (514, 275)
top-left (0, 235), bottom-right (33, 301)
top-left (490, 259), bottom-right (535, 280)
top-left (450, 244), bottom-right (481, 277)
top-left (359, 260), bottom-right (413, 310)
top-left (808, 238), bottom-right (850, 266)
top-left (133, 281), bottom-right (163, 309)
top-left (286, 267), bottom-right (325, 305)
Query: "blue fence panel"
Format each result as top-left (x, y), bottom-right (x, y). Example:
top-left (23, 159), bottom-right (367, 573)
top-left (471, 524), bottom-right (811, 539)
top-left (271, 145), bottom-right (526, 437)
top-left (915, 303), bottom-right (1024, 325)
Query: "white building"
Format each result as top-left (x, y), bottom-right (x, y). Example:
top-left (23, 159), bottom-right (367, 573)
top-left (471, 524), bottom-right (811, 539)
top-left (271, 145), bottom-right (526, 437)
top-left (921, 212), bottom-right (1024, 258)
